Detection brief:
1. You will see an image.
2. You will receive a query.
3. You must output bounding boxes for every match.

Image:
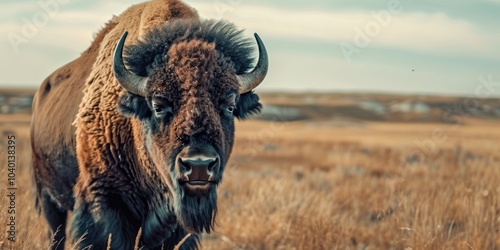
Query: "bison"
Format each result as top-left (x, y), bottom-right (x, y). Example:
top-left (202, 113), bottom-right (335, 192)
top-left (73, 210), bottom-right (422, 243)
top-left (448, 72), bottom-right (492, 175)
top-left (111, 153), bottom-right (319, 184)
top-left (30, 0), bottom-right (268, 249)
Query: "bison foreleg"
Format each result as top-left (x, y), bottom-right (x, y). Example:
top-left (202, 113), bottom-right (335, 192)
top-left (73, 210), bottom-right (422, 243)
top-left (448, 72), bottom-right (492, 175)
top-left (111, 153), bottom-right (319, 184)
top-left (40, 193), bottom-right (67, 250)
top-left (69, 198), bottom-right (136, 249)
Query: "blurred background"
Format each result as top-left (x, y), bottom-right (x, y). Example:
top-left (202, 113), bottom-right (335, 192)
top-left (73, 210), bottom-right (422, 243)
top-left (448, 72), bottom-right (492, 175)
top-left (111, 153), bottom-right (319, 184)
top-left (1, 0), bottom-right (500, 249)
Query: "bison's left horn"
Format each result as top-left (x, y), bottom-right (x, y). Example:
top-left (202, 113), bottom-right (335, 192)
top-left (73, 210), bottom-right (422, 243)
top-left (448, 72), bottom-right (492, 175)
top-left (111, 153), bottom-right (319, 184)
top-left (113, 31), bottom-right (149, 96)
top-left (237, 33), bottom-right (269, 94)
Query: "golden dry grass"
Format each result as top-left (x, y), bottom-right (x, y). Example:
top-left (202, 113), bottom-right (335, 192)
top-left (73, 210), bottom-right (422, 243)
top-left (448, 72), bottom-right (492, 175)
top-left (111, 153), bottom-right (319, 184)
top-left (1, 99), bottom-right (499, 249)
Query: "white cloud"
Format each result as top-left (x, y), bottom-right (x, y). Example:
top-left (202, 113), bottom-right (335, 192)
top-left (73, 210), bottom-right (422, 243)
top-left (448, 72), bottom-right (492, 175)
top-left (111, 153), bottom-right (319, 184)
top-left (2, 1), bottom-right (498, 59)
top-left (0, 2), bottom-right (39, 17)
top-left (1, 1), bottom-right (135, 54)
top-left (189, 2), bottom-right (500, 58)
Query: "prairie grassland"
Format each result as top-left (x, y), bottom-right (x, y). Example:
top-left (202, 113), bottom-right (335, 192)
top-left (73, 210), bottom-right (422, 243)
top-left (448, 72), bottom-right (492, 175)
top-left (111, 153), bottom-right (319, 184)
top-left (1, 108), bottom-right (500, 249)
top-left (204, 118), bottom-right (500, 250)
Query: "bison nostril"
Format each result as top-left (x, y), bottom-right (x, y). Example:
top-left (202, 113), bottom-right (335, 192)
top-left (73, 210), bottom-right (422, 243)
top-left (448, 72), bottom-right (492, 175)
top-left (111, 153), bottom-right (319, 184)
top-left (207, 158), bottom-right (219, 173)
top-left (178, 156), bottom-right (219, 177)
top-left (179, 159), bottom-right (192, 174)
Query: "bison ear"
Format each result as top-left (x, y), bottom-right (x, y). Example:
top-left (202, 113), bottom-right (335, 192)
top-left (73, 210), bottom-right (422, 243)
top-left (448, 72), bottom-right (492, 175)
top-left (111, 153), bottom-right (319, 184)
top-left (234, 91), bottom-right (262, 120)
top-left (118, 92), bottom-right (152, 120)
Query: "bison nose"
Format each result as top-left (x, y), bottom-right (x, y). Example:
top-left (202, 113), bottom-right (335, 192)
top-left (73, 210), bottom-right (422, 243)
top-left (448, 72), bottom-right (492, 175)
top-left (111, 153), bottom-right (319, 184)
top-left (178, 156), bottom-right (219, 180)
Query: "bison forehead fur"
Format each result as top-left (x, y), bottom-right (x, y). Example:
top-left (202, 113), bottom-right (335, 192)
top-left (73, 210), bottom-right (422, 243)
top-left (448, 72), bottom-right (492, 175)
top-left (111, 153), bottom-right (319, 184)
top-left (126, 19), bottom-right (256, 77)
top-left (30, 1), bottom-right (267, 249)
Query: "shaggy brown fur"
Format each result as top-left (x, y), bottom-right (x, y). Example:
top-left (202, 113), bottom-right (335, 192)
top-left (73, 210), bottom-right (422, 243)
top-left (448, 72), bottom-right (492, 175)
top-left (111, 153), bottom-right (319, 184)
top-left (31, 0), bottom-right (265, 249)
top-left (30, 17), bottom-right (118, 249)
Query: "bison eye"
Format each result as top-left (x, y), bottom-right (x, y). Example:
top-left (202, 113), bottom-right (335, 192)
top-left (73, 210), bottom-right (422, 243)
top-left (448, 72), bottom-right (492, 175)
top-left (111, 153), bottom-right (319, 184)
top-left (154, 106), bottom-right (172, 119)
top-left (221, 93), bottom-right (237, 117)
top-left (227, 105), bottom-right (236, 114)
top-left (152, 100), bottom-right (172, 120)
top-left (221, 103), bottom-right (236, 117)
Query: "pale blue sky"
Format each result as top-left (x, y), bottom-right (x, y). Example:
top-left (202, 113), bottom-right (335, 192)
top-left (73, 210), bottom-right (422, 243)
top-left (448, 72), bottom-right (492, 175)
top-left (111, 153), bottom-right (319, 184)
top-left (1, 0), bottom-right (499, 97)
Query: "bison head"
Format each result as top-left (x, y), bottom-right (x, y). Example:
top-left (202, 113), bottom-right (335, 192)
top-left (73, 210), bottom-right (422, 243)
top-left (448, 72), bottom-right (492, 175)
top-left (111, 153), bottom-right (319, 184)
top-left (113, 19), bottom-right (268, 233)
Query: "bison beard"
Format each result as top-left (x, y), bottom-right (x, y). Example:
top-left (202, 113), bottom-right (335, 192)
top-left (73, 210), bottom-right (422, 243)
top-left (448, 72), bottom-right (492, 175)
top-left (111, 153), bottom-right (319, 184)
top-left (173, 184), bottom-right (218, 233)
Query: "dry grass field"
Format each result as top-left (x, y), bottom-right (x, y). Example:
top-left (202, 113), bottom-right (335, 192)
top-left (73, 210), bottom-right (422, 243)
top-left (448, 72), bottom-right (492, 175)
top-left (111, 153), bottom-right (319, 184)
top-left (1, 91), bottom-right (499, 249)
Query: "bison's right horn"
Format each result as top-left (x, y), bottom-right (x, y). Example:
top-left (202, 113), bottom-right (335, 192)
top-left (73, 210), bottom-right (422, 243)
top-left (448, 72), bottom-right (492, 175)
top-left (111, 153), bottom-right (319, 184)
top-left (237, 33), bottom-right (269, 94)
top-left (113, 31), bottom-right (149, 96)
